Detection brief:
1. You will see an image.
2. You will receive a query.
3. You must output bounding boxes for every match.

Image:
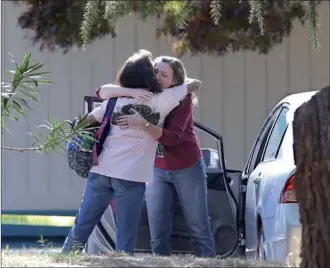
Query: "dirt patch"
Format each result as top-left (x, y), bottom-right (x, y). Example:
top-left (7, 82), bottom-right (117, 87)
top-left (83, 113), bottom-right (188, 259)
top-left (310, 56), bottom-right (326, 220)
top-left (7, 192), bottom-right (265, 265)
top-left (2, 250), bottom-right (285, 267)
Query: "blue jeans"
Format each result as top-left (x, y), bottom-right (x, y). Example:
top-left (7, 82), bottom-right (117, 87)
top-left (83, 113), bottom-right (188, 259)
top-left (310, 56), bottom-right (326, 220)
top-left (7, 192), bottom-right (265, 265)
top-left (61, 172), bottom-right (145, 254)
top-left (145, 158), bottom-right (216, 257)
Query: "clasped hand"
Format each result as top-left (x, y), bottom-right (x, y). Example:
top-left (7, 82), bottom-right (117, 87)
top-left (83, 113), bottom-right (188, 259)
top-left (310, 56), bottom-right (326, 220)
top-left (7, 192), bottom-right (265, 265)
top-left (117, 108), bottom-right (146, 129)
top-left (131, 89), bottom-right (153, 102)
top-left (116, 89), bottom-right (152, 129)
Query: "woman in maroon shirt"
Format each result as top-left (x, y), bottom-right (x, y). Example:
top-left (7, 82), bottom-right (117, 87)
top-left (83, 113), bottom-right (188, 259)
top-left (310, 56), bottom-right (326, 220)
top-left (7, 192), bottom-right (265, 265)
top-left (117, 56), bottom-right (216, 257)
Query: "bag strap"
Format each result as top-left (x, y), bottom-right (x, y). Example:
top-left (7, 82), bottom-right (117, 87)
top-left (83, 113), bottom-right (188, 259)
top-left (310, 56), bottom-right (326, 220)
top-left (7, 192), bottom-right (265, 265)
top-left (104, 98), bottom-right (118, 121)
top-left (94, 98), bottom-right (118, 139)
top-left (92, 98), bottom-right (118, 165)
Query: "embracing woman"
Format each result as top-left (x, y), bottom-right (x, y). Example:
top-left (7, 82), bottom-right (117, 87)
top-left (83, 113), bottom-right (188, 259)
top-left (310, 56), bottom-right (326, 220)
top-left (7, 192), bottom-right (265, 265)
top-left (100, 56), bottom-right (216, 257)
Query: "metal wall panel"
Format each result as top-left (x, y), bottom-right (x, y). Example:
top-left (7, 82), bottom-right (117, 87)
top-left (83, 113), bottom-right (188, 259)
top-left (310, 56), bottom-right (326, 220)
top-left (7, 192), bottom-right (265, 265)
top-left (2, 2), bottom-right (329, 211)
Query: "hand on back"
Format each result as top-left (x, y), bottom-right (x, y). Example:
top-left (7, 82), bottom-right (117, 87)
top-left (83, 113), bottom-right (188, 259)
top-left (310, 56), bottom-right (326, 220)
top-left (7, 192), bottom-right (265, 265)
top-left (131, 89), bottom-right (153, 102)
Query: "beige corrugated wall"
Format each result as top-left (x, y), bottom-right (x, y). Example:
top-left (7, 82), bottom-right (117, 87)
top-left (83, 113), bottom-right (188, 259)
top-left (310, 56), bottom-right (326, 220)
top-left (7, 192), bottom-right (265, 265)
top-left (2, 2), bottom-right (329, 211)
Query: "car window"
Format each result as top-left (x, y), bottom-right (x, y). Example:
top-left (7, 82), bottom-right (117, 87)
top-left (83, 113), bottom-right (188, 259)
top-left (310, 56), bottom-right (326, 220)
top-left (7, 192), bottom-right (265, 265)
top-left (245, 107), bottom-right (281, 176)
top-left (276, 130), bottom-right (285, 159)
top-left (277, 123), bottom-right (294, 162)
top-left (262, 107), bottom-right (289, 162)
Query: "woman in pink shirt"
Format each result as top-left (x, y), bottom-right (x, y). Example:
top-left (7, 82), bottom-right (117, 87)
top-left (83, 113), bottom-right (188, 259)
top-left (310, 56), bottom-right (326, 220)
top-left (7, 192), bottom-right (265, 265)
top-left (117, 56), bottom-right (216, 257)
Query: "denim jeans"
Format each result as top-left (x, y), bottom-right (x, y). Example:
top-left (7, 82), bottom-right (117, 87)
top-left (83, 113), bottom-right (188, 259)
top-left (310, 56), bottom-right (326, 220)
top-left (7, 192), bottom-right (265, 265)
top-left (145, 158), bottom-right (216, 257)
top-left (61, 172), bottom-right (145, 254)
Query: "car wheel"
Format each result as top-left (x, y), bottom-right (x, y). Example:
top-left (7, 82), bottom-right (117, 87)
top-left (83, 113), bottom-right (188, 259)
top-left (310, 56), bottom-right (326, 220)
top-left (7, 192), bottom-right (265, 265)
top-left (257, 226), bottom-right (266, 260)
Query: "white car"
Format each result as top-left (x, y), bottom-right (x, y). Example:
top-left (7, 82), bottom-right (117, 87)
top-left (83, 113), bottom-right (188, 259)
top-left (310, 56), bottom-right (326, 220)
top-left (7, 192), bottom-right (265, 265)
top-left (243, 90), bottom-right (317, 261)
top-left (84, 91), bottom-right (317, 262)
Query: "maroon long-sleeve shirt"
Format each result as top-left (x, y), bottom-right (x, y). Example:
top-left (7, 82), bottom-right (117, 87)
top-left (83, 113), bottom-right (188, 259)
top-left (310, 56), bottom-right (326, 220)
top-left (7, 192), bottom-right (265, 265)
top-left (154, 94), bottom-right (202, 170)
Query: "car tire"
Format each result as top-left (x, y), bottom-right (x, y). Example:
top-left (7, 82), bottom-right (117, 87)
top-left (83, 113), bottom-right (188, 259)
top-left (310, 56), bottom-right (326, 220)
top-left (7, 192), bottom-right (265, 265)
top-left (257, 226), bottom-right (266, 260)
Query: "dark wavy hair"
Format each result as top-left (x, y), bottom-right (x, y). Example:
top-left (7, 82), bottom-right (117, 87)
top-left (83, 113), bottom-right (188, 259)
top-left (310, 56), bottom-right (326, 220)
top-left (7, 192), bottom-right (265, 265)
top-left (115, 49), bottom-right (162, 93)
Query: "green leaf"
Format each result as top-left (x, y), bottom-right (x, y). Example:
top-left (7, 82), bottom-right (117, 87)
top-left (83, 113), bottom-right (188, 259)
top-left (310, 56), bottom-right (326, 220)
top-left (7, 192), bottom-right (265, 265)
top-left (19, 90), bottom-right (39, 102)
top-left (6, 114), bottom-right (19, 121)
top-left (37, 124), bottom-right (53, 131)
top-left (22, 62), bottom-right (44, 76)
top-left (21, 52), bottom-right (32, 72)
top-left (27, 75), bottom-right (44, 79)
top-left (64, 120), bottom-right (74, 130)
top-left (248, 0), bottom-right (265, 35)
top-left (104, 1), bottom-right (117, 20)
top-left (166, 1), bottom-right (190, 29)
top-left (15, 97), bottom-right (32, 109)
top-left (28, 131), bottom-right (42, 138)
top-left (1, 52), bottom-right (59, 153)
top-left (9, 58), bottom-right (20, 70)
top-left (210, 0), bottom-right (222, 26)
top-left (304, 0), bottom-right (322, 51)
top-left (73, 115), bottom-right (91, 131)
top-left (1, 85), bottom-right (12, 90)
top-left (20, 84), bottom-right (39, 94)
top-left (32, 79), bottom-right (38, 87)
top-left (12, 100), bottom-right (26, 116)
top-left (12, 68), bottom-right (22, 91)
top-left (12, 100), bottom-right (22, 110)
top-left (81, 0), bottom-right (104, 45)
top-left (1, 81), bottom-right (11, 86)
top-left (43, 119), bottom-right (52, 126)
top-left (23, 71), bottom-right (51, 77)
top-left (32, 79), bottom-right (53, 85)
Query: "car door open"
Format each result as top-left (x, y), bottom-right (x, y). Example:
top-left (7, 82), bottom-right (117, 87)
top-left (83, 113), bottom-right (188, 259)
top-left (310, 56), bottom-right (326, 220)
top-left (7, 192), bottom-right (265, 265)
top-left (84, 96), bottom-right (243, 257)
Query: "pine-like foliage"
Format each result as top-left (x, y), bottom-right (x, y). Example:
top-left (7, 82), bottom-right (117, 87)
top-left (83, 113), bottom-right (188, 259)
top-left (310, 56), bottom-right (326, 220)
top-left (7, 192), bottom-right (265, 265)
top-left (16, 0), bottom-right (322, 56)
top-left (17, 0), bottom-right (117, 52)
top-left (210, 0), bottom-right (222, 26)
top-left (304, 0), bottom-right (322, 50)
top-left (157, 0), bottom-right (308, 56)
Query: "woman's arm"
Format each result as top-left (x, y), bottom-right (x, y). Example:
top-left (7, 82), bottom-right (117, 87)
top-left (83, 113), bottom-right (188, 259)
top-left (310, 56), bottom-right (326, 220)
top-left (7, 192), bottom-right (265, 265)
top-left (157, 98), bottom-right (192, 146)
top-left (117, 96), bottom-right (192, 146)
top-left (97, 78), bottom-right (201, 101)
top-left (143, 122), bottom-right (164, 141)
top-left (86, 114), bottom-right (98, 124)
top-left (116, 109), bottom-right (163, 139)
top-left (96, 84), bottom-right (153, 102)
top-left (185, 78), bottom-right (202, 94)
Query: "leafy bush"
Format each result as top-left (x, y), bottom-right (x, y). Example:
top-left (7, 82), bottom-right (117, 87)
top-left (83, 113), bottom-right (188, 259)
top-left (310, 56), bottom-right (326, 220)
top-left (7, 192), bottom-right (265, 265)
top-left (16, 0), bottom-right (322, 56)
top-left (1, 52), bottom-right (92, 154)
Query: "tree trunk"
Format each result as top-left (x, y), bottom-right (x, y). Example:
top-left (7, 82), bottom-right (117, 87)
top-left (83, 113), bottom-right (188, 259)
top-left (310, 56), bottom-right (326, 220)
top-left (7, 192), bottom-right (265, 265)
top-left (292, 85), bottom-right (330, 268)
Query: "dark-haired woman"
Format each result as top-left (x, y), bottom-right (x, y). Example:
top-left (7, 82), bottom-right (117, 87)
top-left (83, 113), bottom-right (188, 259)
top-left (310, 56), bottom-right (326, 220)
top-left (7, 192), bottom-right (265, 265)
top-left (62, 49), bottom-right (201, 255)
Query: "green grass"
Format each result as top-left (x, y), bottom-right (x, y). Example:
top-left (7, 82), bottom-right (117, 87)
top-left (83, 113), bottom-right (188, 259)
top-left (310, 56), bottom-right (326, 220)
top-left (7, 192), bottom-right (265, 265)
top-left (2, 214), bottom-right (75, 227)
top-left (2, 248), bottom-right (288, 267)
top-left (1, 233), bottom-right (301, 267)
